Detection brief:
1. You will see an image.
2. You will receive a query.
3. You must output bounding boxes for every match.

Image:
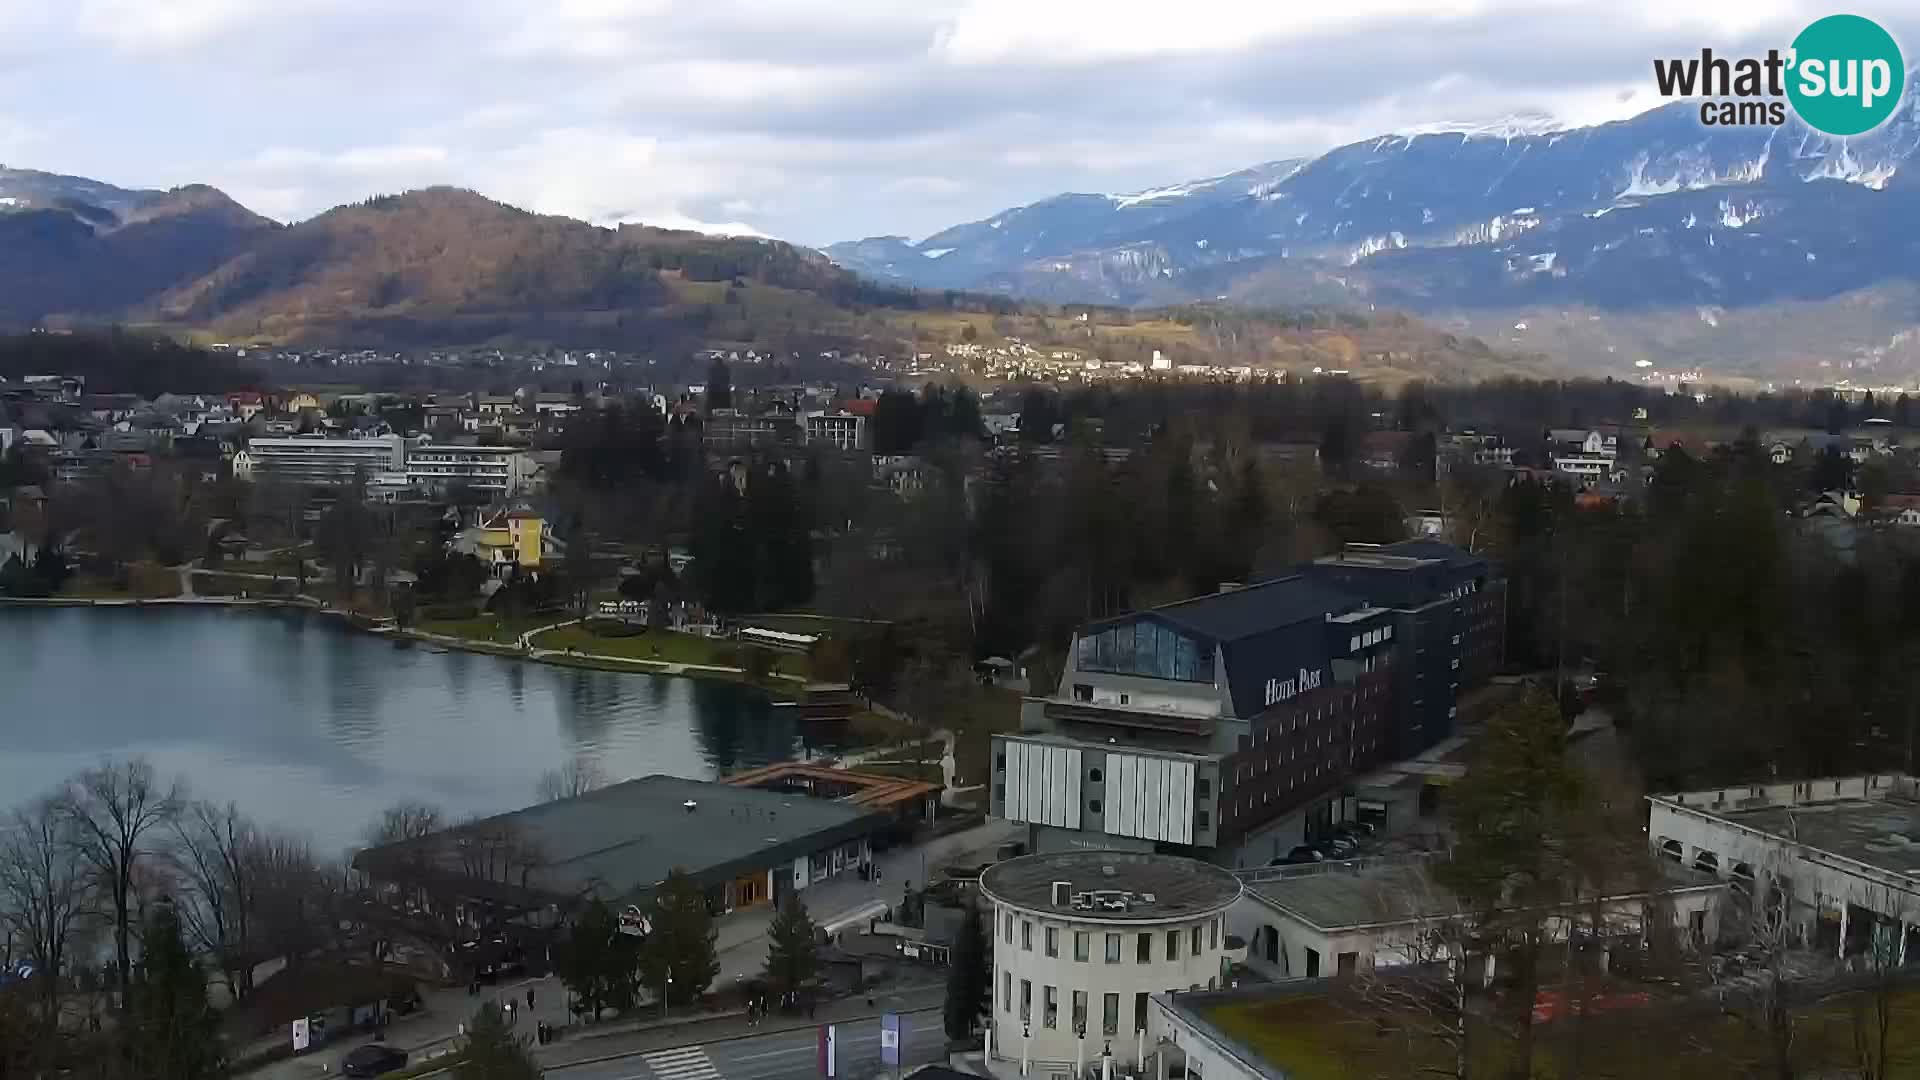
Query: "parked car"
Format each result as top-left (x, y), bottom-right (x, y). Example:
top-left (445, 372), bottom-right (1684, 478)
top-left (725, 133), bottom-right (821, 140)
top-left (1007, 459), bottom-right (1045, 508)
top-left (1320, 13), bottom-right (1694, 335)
top-left (342, 1044), bottom-right (409, 1078)
top-left (1320, 826), bottom-right (1367, 853)
top-left (1277, 845), bottom-right (1326, 864)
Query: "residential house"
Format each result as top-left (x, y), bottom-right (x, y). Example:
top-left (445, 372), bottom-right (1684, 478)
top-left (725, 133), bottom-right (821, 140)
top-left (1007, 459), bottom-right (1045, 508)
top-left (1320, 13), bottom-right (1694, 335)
top-left (454, 509), bottom-right (558, 577)
top-left (227, 391), bottom-right (266, 421)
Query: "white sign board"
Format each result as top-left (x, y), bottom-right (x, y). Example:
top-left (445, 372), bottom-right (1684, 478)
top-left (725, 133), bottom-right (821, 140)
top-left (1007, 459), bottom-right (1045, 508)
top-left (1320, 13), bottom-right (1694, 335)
top-left (291, 1017), bottom-right (310, 1052)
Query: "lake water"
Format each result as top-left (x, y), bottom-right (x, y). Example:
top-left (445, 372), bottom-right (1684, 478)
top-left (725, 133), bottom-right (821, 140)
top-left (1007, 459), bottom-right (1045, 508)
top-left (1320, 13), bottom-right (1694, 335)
top-left (0, 606), bottom-right (845, 854)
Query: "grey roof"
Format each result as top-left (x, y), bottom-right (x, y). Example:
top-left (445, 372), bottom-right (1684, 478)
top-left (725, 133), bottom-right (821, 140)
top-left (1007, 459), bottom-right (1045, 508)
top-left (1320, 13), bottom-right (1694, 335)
top-left (1131, 575), bottom-right (1361, 644)
top-left (1246, 859), bottom-right (1720, 931)
top-left (979, 850), bottom-right (1242, 921)
top-left (1718, 795), bottom-right (1920, 880)
top-left (1380, 538), bottom-right (1488, 572)
top-left (355, 775), bottom-right (882, 905)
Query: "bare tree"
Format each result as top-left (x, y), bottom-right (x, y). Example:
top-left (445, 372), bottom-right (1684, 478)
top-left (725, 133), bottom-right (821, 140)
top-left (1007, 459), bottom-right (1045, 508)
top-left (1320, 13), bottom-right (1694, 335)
top-left (1340, 866), bottom-right (1479, 1080)
top-left (452, 818), bottom-right (545, 891)
top-left (535, 761), bottom-right (610, 803)
top-left (59, 759), bottom-right (181, 1015)
top-left (168, 801), bottom-right (262, 1000)
top-left (1716, 856), bottom-right (1813, 1080)
top-left (0, 797), bottom-right (93, 1028)
top-left (364, 801), bottom-right (443, 850)
top-left (1847, 885), bottom-right (1907, 1080)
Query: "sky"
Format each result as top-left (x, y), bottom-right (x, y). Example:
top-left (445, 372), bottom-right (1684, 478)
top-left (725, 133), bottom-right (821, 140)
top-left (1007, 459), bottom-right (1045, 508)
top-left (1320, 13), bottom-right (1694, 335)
top-left (0, 0), bottom-right (1912, 245)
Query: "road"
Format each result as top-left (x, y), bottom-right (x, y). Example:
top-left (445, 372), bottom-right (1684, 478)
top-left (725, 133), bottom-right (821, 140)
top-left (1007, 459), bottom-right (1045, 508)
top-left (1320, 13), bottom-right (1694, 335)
top-left (548, 1008), bottom-right (946, 1080)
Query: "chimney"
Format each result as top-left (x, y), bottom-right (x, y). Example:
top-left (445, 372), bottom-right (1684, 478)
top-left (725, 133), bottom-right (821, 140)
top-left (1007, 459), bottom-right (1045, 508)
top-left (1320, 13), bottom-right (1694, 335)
top-left (1051, 881), bottom-right (1072, 906)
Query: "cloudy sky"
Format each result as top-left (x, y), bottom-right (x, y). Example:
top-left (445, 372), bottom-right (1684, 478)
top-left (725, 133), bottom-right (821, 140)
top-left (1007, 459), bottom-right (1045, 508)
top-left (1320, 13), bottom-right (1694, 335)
top-left (0, 0), bottom-right (1910, 244)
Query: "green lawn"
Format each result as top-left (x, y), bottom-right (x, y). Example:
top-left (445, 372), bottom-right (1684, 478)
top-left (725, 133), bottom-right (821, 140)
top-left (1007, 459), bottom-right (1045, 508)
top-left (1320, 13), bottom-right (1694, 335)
top-left (532, 623), bottom-right (808, 677)
top-left (950, 687), bottom-right (1023, 792)
top-left (1203, 983), bottom-right (1920, 1080)
top-left (414, 612), bottom-right (562, 645)
top-left (192, 572), bottom-right (297, 598)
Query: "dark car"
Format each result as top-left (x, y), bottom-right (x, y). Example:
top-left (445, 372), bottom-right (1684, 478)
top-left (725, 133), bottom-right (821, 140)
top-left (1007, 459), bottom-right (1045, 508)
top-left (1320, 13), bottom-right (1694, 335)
top-left (1279, 845), bottom-right (1326, 864)
top-left (341, 1043), bottom-right (408, 1077)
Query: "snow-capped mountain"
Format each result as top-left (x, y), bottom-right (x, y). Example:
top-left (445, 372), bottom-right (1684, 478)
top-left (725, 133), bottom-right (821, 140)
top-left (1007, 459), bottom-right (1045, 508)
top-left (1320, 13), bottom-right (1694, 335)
top-left (826, 94), bottom-right (1920, 318)
top-left (823, 158), bottom-right (1307, 290)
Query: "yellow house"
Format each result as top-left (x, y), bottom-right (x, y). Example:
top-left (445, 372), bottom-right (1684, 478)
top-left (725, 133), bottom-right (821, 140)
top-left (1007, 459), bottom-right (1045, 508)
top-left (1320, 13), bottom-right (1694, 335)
top-left (466, 510), bottom-right (549, 575)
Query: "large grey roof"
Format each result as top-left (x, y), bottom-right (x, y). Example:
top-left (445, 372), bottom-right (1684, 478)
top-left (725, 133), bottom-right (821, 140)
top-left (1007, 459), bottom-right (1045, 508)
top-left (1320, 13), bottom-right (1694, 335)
top-left (1717, 796), bottom-right (1920, 880)
top-left (980, 850), bottom-right (1242, 921)
top-left (1246, 859), bottom-right (1719, 931)
top-left (1381, 539), bottom-right (1488, 572)
top-left (1130, 575), bottom-right (1361, 644)
top-left (355, 775), bottom-right (881, 905)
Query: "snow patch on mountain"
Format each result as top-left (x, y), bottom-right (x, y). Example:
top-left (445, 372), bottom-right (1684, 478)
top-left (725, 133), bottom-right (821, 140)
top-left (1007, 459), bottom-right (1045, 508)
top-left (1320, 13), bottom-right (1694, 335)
top-left (1394, 112), bottom-right (1571, 143)
top-left (1454, 214), bottom-right (1540, 246)
top-left (1347, 231), bottom-right (1407, 264)
top-left (1616, 148), bottom-right (1769, 198)
top-left (1803, 142), bottom-right (1898, 189)
top-left (922, 248), bottom-right (954, 259)
top-left (1108, 181), bottom-right (1208, 209)
top-left (1528, 252), bottom-right (1558, 273)
top-left (1718, 199), bottom-right (1765, 229)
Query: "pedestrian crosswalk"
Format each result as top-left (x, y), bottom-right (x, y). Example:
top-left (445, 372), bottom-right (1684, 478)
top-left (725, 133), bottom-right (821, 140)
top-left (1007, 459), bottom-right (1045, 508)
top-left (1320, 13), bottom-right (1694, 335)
top-left (642, 1046), bottom-right (724, 1080)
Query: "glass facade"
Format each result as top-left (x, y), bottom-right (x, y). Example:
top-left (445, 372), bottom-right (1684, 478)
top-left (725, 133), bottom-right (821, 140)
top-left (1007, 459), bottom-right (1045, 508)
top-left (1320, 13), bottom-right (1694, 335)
top-left (1075, 620), bottom-right (1213, 682)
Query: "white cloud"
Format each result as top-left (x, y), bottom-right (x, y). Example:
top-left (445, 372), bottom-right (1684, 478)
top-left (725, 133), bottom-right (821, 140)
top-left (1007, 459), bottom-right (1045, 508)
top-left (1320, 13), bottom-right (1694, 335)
top-left (1, 0), bottom-right (1907, 246)
top-left (73, 0), bottom-right (298, 51)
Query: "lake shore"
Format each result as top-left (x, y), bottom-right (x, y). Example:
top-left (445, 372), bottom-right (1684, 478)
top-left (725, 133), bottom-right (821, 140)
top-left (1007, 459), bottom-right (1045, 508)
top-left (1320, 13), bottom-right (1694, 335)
top-left (0, 592), bottom-right (798, 700)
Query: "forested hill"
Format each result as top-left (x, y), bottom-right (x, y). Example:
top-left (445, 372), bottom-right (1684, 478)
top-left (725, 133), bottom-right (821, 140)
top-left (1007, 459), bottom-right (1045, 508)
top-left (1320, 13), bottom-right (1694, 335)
top-left (2, 174), bottom-right (1556, 381)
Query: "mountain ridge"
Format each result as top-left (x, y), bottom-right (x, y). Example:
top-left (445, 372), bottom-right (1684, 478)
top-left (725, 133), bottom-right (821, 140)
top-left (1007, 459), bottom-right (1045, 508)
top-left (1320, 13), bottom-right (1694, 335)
top-left (823, 95), bottom-right (1920, 380)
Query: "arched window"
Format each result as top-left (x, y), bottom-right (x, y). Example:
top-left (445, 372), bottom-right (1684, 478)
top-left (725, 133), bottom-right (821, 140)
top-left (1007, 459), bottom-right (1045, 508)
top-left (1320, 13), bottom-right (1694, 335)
top-left (1657, 837), bottom-right (1683, 863)
top-left (1692, 850), bottom-right (1719, 875)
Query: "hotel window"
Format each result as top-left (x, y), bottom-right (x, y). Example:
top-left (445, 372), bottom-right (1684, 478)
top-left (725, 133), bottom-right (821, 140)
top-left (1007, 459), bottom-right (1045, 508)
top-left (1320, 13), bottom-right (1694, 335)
top-left (1106, 933), bottom-right (1121, 963)
top-left (1045, 927), bottom-right (1059, 958)
top-left (1005, 913), bottom-right (1014, 944)
top-left (1075, 931), bottom-right (1090, 962)
top-left (1022, 921), bottom-right (1033, 951)
top-left (1192, 926), bottom-right (1203, 955)
top-left (1072, 990), bottom-right (1088, 1034)
top-left (1137, 932), bottom-right (1152, 963)
top-left (1103, 993), bottom-right (1120, 1035)
top-left (1167, 930), bottom-right (1180, 961)
top-left (1210, 919), bottom-right (1220, 950)
top-left (1135, 992), bottom-right (1150, 1032)
top-left (1020, 980), bottom-right (1031, 1022)
top-left (1044, 986), bottom-right (1058, 1029)
top-left (1003, 971), bottom-right (1012, 1013)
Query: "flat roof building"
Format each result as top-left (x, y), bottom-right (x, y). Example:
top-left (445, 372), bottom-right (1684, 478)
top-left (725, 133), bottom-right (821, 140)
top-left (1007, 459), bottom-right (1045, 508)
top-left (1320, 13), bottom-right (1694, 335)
top-left (980, 851), bottom-right (1243, 1072)
top-left (233, 435), bottom-right (409, 487)
top-left (352, 775), bottom-right (891, 917)
top-left (1232, 855), bottom-right (1722, 982)
top-left (1647, 773), bottom-right (1920, 963)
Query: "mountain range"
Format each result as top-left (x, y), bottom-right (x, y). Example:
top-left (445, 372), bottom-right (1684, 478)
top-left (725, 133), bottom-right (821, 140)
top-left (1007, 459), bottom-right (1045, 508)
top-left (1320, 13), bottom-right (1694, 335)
top-left (826, 95), bottom-right (1920, 382)
top-left (1, 166), bottom-right (1537, 384)
top-left (15, 87), bottom-right (1920, 383)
